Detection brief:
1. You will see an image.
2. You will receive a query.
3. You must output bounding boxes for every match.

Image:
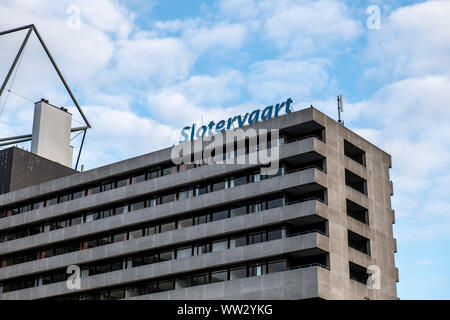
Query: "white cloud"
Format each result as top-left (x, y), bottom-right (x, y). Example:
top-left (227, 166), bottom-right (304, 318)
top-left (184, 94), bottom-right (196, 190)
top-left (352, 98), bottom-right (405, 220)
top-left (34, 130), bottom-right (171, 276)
top-left (75, 105), bottom-right (174, 168)
top-left (184, 23), bottom-right (247, 52)
top-left (115, 35), bottom-right (195, 83)
top-left (218, 0), bottom-right (361, 56)
top-left (263, 0), bottom-right (360, 55)
top-left (365, 0), bottom-right (450, 78)
top-left (248, 58), bottom-right (333, 101)
top-left (0, 0), bottom-right (133, 84)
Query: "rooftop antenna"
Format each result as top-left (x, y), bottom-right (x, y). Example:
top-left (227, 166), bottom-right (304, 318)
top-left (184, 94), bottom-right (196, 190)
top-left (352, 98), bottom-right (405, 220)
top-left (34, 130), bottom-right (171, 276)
top-left (337, 94), bottom-right (344, 125)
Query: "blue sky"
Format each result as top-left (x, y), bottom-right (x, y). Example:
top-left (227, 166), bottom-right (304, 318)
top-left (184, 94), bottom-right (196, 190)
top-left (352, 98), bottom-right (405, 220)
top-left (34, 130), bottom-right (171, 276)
top-left (0, 0), bottom-right (449, 299)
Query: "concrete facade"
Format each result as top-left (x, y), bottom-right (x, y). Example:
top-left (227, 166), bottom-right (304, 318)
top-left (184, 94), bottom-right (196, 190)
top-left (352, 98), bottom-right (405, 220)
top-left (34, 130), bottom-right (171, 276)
top-left (0, 107), bottom-right (397, 300)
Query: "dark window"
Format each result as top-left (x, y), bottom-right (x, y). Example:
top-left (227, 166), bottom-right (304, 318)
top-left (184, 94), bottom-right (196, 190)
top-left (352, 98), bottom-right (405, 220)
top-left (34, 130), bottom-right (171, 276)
top-left (149, 168), bottom-right (160, 179)
top-left (346, 199), bottom-right (369, 224)
top-left (249, 231), bottom-right (266, 244)
top-left (267, 228), bottom-right (284, 241)
top-left (116, 177), bottom-right (129, 188)
top-left (130, 200), bottom-right (145, 211)
top-left (230, 235), bottom-right (246, 248)
top-left (71, 215), bottom-right (83, 226)
top-left (101, 181), bottom-right (114, 192)
top-left (349, 262), bottom-right (368, 284)
top-left (108, 289), bottom-right (125, 300)
top-left (178, 217), bottom-right (193, 229)
top-left (249, 263), bottom-right (266, 277)
top-left (193, 243), bottom-right (209, 255)
top-left (267, 197), bottom-right (284, 209)
top-left (233, 174), bottom-right (247, 187)
top-left (196, 184), bottom-right (209, 196)
top-left (113, 232), bottom-right (127, 242)
top-left (229, 266), bottom-right (247, 280)
top-left (159, 250), bottom-right (174, 262)
top-left (161, 193), bottom-right (176, 204)
top-left (175, 276), bottom-right (191, 289)
top-left (211, 270), bottom-right (228, 283)
top-left (110, 260), bottom-right (123, 272)
top-left (268, 259), bottom-right (286, 273)
top-left (87, 186), bottom-right (100, 196)
top-left (195, 214), bottom-right (209, 225)
top-left (114, 204), bottom-right (129, 215)
top-left (73, 190), bottom-right (84, 200)
top-left (160, 221), bottom-right (176, 233)
top-left (345, 169), bottom-right (367, 195)
top-left (158, 280), bottom-right (174, 291)
top-left (348, 230), bottom-right (371, 255)
top-left (230, 205), bottom-right (246, 217)
top-left (212, 179), bottom-right (226, 192)
top-left (344, 140), bottom-right (366, 166)
top-left (98, 236), bottom-right (112, 246)
top-left (132, 173), bottom-right (146, 184)
top-left (212, 209), bottom-right (228, 221)
top-left (143, 253), bottom-right (158, 265)
top-left (192, 273), bottom-right (209, 286)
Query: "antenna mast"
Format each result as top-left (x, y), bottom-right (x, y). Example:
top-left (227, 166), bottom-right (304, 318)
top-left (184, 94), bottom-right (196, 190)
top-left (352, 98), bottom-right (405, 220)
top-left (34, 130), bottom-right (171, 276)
top-left (337, 94), bottom-right (344, 125)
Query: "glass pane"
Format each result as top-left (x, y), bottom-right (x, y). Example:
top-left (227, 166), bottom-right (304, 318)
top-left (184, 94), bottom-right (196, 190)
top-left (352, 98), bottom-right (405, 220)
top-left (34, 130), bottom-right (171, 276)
top-left (212, 209), bottom-right (228, 221)
top-left (230, 267), bottom-right (247, 280)
top-left (230, 205), bottom-right (246, 217)
top-left (129, 229), bottom-right (143, 240)
top-left (249, 264), bottom-right (266, 277)
top-left (192, 274), bottom-right (208, 286)
top-left (175, 277), bottom-right (191, 289)
top-left (267, 197), bottom-right (284, 210)
top-left (212, 180), bottom-right (226, 192)
top-left (178, 217), bottom-right (193, 229)
top-left (116, 178), bottom-right (129, 188)
top-left (195, 214), bottom-right (209, 225)
top-left (193, 244), bottom-right (209, 255)
top-left (158, 280), bottom-right (174, 291)
top-left (212, 239), bottom-right (228, 252)
top-left (161, 193), bottom-right (176, 204)
top-left (233, 175), bottom-right (247, 187)
top-left (268, 228), bottom-right (284, 241)
top-left (230, 235), bottom-right (247, 248)
top-left (115, 204), bottom-right (128, 215)
top-left (211, 270), bottom-right (227, 283)
top-left (160, 221), bottom-right (176, 233)
top-left (159, 250), bottom-right (174, 262)
top-left (268, 260), bottom-right (287, 273)
top-left (131, 200), bottom-right (145, 211)
top-left (108, 289), bottom-right (125, 300)
top-left (177, 247), bottom-right (192, 259)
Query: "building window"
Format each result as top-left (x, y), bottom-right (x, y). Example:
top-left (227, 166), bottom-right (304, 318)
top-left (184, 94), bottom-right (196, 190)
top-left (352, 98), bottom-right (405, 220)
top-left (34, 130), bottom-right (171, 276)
top-left (178, 216), bottom-right (193, 229)
top-left (230, 205), bottom-right (246, 217)
top-left (349, 262), bottom-right (369, 284)
top-left (346, 199), bottom-right (369, 224)
top-left (268, 259), bottom-right (287, 273)
top-left (348, 230), bottom-right (371, 255)
top-left (229, 266), bottom-right (247, 280)
top-left (345, 169), bottom-right (367, 195)
top-left (344, 140), bottom-right (366, 166)
top-left (249, 263), bottom-right (266, 277)
top-left (176, 247), bottom-right (192, 259)
top-left (175, 277), bottom-right (191, 289)
top-left (212, 209), bottom-right (229, 221)
top-left (229, 235), bottom-right (246, 248)
top-left (212, 239), bottom-right (228, 252)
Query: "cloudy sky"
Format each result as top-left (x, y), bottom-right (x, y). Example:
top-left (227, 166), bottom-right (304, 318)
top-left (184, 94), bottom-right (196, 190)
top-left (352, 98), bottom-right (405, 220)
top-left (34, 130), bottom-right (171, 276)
top-left (0, 0), bottom-right (449, 299)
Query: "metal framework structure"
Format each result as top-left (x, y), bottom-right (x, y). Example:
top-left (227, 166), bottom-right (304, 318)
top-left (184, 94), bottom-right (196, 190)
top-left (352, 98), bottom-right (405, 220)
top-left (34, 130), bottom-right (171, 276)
top-left (0, 24), bottom-right (91, 170)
